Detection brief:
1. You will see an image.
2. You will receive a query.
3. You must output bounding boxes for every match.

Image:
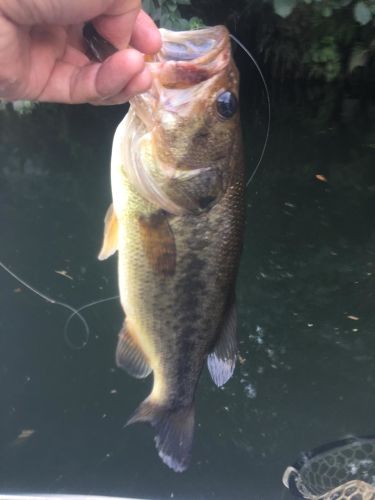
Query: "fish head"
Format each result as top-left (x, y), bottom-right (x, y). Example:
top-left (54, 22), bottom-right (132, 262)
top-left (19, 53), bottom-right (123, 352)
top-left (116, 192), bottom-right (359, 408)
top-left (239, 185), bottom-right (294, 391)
top-left (130, 26), bottom-right (241, 214)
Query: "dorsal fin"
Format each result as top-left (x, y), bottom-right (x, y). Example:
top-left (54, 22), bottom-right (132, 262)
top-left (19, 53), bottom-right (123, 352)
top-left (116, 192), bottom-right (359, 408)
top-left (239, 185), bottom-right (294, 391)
top-left (116, 321), bottom-right (152, 379)
top-left (207, 297), bottom-right (238, 387)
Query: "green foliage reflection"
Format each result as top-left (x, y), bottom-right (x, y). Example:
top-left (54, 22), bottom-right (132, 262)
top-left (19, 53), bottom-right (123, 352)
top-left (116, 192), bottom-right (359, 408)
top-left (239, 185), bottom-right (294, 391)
top-left (143, 0), bottom-right (203, 29)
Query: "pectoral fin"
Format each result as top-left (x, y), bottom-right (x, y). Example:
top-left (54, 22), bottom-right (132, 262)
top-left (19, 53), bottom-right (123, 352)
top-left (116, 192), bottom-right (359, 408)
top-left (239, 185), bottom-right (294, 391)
top-left (207, 297), bottom-right (238, 387)
top-left (116, 320), bottom-right (152, 379)
top-left (98, 204), bottom-right (118, 261)
top-left (138, 211), bottom-right (176, 277)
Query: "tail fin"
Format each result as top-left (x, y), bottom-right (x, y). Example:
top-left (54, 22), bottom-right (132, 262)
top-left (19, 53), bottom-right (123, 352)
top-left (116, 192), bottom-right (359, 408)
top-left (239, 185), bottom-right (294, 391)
top-left (126, 398), bottom-right (195, 473)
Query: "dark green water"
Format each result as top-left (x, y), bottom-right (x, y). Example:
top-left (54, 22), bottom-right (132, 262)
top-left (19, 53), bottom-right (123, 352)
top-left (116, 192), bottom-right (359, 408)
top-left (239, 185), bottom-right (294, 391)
top-left (0, 91), bottom-right (375, 499)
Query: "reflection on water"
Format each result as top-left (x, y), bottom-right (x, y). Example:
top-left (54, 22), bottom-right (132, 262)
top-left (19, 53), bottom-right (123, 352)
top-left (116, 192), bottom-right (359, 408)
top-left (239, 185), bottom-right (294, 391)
top-left (0, 92), bottom-right (375, 499)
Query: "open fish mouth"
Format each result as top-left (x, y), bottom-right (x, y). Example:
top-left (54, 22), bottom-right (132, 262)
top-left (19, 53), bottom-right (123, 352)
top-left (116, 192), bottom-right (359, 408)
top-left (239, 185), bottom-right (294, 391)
top-left (147, 26), bottom-right (231, 88)
top-left (158, 26), bottom-right (228, 62)
top-left (130, 25), bottom-right (232, 129)
top-left (160, 34), bottom-right (217, 61)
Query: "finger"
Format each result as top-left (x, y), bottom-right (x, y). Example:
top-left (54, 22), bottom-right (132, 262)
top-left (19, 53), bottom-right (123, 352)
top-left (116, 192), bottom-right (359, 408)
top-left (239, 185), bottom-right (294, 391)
top-left (63, 44), bottom-right (90, 66)
top-left (93, 5), bottom-right (140, 50)
top-left (114, 66), bottom-right (152, 99)
top-left (94, 48), bottom-right (145, 97)
top-left (0, 15), bottom-right (28, 99)
top-left (37, 48), bottom-right (147, 103)
top-left (91, 66), bottom-right (152, 105)
top-left (130, 10), bottom-right (161, 54)
top-left (1, 0), bottom-right (141, 25)
top-left (0, 21), bottom-right (68, 100)
top-left (66, 24), bottom-right (86, 52)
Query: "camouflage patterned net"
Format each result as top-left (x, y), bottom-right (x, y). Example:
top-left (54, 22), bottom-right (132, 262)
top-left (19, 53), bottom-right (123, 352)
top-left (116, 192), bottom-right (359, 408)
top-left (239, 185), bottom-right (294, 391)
top-left (283, 437), bottom-right (375, 499)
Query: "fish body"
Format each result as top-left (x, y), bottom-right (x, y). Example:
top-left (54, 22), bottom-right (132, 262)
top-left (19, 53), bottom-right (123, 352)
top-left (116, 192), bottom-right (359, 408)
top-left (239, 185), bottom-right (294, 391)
top-left (99, 26), bottom-right (245, 472)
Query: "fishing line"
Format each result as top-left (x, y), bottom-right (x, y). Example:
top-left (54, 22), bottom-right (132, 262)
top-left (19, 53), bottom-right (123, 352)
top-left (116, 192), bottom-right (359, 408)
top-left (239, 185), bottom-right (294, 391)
top-left (229, 34), bottom-right (271, 187)
top-left (63, 294), bottom-right (119, 349)
top-left (0, 261), bottom-right (118, 350)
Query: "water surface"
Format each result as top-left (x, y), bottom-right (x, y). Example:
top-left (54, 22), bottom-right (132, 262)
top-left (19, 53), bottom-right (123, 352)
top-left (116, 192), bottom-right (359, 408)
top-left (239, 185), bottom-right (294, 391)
top-left (0, 92), bottom-right (375, 499)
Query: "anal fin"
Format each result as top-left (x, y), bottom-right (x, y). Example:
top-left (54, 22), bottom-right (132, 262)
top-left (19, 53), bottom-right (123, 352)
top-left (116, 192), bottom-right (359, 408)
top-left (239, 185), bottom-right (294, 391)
top-left (207, 296), bottom-right (238, 387)
top-left (116, 321), bottom-right (152, 379)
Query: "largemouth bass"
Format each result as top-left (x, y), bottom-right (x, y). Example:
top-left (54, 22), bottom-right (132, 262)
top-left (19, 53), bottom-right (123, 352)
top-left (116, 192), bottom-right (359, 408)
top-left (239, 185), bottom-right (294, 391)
top-left (98, 26), bottom-right (245, 472)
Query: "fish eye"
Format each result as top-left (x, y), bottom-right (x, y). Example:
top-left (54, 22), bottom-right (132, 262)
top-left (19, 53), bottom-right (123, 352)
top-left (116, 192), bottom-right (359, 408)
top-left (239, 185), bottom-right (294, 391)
top-left (216, 91), bottom-right (238, 119)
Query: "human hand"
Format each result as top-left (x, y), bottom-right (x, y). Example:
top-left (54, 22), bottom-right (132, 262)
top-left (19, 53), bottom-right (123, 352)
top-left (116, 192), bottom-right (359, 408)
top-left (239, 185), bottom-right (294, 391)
top-left (0, 0), bottom-right (161, 104)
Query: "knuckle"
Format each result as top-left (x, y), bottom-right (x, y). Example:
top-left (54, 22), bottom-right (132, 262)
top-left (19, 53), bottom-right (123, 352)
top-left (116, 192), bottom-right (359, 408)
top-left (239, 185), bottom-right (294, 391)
top-left (0, 73), bottom-right (22, 100)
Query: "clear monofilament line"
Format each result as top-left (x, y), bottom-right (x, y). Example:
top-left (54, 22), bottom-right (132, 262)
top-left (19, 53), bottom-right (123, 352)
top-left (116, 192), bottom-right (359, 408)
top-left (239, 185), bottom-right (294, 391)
top-left (63, 295), bottom-right (119, 349)
top-left (0, 260), bottom-right (90, 348)
top-left (229, 34), bottom-right (271, 187)
top-left (0, 260), bottom-right (119, 350)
